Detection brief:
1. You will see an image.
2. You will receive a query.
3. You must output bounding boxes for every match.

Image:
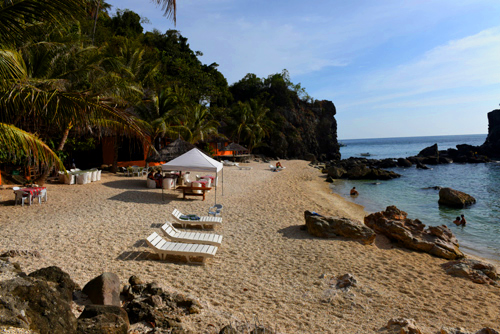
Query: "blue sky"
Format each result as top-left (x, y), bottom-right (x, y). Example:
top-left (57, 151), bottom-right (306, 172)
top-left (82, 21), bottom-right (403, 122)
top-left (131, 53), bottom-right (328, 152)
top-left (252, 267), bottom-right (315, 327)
top-left (106, 0), bottom-right (500, 139)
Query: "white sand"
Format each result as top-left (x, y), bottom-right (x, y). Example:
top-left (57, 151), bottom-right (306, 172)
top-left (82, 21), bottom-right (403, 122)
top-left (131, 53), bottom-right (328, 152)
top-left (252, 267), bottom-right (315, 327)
top-left (1, 160), bottom-right (499, 333)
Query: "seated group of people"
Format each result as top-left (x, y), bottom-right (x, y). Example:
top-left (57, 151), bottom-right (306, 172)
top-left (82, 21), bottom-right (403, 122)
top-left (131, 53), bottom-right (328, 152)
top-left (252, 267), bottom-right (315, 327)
top-left (148, 170), bottom-right (163, 188)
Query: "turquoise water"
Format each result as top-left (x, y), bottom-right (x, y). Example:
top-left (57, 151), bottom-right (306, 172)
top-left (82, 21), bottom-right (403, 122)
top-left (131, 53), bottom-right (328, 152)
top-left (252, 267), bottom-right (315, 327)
top-left (333, 134), bottom-right (500, 261)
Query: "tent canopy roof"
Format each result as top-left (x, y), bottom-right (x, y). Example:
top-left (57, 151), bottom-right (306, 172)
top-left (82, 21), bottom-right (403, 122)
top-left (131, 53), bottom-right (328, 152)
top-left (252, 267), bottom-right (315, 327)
top-left (161, 148), bottom-right (223, 173)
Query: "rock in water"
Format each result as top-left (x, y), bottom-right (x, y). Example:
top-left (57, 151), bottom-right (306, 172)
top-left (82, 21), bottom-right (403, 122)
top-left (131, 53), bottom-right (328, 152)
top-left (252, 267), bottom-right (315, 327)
top-left (418, 143), bottom-right (439, 158)
top-left (364, 206), bottom-right (464, 260)
top-left (438, 187), bottom-right (476, 208)
top-left (304, 210), bottom-right (376, 245)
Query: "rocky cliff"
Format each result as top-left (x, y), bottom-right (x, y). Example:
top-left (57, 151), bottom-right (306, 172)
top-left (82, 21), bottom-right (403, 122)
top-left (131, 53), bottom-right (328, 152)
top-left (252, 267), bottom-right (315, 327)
top-left (258, 99), bottom-right (340, 162)
top-left (481, 109), bottom-right (500, 158)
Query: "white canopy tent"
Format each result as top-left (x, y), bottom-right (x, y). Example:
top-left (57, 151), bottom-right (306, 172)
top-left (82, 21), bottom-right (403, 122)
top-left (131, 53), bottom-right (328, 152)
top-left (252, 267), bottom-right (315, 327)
top-left (161, 148), bottom-right (223, 204)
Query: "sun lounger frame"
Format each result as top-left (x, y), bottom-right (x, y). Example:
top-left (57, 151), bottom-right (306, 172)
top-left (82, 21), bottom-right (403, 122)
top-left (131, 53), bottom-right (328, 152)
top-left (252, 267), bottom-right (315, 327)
top-left (146, 232), bottom-right (217, 264)
top-left (171, 208), bottom-right (222, 229)
top-left (161, 221), bottom-right (223, 246)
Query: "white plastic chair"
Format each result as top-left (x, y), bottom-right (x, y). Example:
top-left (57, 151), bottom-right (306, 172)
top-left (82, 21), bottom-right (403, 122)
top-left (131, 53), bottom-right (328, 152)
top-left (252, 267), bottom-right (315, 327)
top-left (131, 166), bottom-right (140, 177)
top-left (13, 187), bottom-right (31, 206)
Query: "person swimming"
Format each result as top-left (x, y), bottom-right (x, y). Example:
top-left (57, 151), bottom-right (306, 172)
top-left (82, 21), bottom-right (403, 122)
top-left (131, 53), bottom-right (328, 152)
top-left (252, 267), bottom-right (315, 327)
top-left (460, 214), bottom-right (467, 226)
top-left (350, 187), bottom-right (359, 196)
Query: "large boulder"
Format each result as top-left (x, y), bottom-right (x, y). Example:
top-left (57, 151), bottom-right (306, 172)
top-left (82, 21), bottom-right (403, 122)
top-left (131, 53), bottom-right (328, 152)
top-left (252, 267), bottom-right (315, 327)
top-left (82, 273), bottom-right (121, 307)
top-left (326, 166), bottom-right (346, 179)
top-left (77, 305), bottom-right (129, 334)
top-left (418, 143), bottom-right (439, 157)
top-left (29, 266), bottom-right (80, 302)
top-left (396, 158), bottom-right (412, 167)
top-left (438, 188), bottom-right (476, 208)
top-left (442, 259), bottom-right (499, 286)
top-left (481, 109), bottom-right (500, 158)
top-left (0, 275), bottom-right (78, 333)
top-left (304, 211), bottom-right (376, 245)
top-left (364, 206), bottom-right (464, 260)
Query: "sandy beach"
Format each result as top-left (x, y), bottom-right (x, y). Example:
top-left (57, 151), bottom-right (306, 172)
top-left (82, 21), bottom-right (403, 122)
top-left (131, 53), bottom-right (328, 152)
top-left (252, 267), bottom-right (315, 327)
top-left (1, 160), bottom-right (499, 333)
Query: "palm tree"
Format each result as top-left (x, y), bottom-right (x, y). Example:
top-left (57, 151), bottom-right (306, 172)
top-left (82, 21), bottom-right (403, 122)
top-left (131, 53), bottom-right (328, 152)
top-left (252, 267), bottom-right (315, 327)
top-left (0, 1), bottom-right (147, 182)
top-left (181, 103), bottom-right (219, 144)
top-left (228, 99), bottom-right (272, 152)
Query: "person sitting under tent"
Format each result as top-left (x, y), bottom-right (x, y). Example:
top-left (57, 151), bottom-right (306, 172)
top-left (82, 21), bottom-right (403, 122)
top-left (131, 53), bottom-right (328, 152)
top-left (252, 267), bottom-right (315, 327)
top-left (154, 171), bottom-right (163, 188)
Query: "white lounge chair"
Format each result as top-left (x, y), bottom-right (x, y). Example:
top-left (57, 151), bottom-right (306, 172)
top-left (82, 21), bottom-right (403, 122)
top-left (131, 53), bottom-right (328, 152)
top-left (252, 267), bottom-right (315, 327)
top-left (171, 208), bottom-right (222, 229)
top-left (161, 222), bottom-right (223, 246)
top-left (223, 160), bottom-right (239, 167)
top-left (146, 232), bottom-right (218, 264)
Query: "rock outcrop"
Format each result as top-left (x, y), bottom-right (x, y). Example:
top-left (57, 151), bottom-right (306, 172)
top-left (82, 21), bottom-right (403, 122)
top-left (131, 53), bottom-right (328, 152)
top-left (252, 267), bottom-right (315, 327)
top-left (304, 210), bottom-right (376, 244)
top-left (364, 206), bottom-right (465, 259)
top-left (481, 109), bottom-right (500, 158)
top-left (324, 158), bottom-right (401, 180)
top-left (438, 187), bottom-right (476, 208)
top-left (0, 268), bottom-right (79, 333)
top-left (442, 259), bottom-right (499, 286)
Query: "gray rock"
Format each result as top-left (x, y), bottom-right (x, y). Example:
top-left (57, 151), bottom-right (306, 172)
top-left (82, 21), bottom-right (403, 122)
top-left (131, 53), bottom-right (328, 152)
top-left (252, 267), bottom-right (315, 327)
top-left (82, 273), bottom-right (121, 307)
top-left (336, 274), bottom-right (357, 290)
top-left (77, 305), bottom-right (129, 334)
top-left (364, 206), bottom-right (464, 260)
top-left (438, 187), bottom-right (476, 208)
top-left (442, 259), bottom-right (499, 286)
top-left (29, 266), bottom-right (79, 302)
top-left (0, 275), bottom-right (78, 334)
top-left (304, 211), bottom-right (376, 245)
top-left (418, 143), bottom-right (439, 157)
top-left (396, 158), bottom-right (412, 167)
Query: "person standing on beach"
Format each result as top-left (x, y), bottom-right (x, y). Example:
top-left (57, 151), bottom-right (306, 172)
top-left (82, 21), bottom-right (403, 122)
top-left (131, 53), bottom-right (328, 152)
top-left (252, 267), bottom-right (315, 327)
top-left (460, 214), bottom-right (467, 226)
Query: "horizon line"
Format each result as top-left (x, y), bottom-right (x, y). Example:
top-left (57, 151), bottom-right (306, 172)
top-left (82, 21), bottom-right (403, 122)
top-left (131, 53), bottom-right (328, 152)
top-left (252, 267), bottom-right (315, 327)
top-left (339, 133), bottom-right (487, 141)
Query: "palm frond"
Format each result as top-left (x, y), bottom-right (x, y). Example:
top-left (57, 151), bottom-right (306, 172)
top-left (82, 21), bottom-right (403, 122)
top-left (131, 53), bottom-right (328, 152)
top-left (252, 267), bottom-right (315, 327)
top-left (0, 0), bottom-right (85, 44)
top-left (151, 0), bottom-right (176, 24)
top-left (0, 122), bottom-right (65, 170)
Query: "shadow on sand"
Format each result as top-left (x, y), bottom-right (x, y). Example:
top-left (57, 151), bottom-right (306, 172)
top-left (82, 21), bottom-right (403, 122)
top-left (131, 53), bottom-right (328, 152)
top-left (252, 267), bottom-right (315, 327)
top-left (278, 225), bottom-right (316, 240)
top-left (102, 179), bottom-right (148, 190)
top-left (107, 190), bottom-right (179, 204)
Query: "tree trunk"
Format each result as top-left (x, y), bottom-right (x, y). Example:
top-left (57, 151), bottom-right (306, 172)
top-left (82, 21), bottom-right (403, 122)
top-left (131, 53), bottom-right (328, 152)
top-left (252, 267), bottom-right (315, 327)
top-left (110, 136), bottom-right (120, 173)
top-left (35, 124), bottom-right (71, 185)
top-left (91, 0), bottom-right (101, 45)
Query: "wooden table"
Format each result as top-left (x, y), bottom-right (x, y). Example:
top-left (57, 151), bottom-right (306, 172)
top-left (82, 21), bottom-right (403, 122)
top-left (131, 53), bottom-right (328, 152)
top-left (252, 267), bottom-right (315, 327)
top-left (177, 186), bottom-right (212, 201)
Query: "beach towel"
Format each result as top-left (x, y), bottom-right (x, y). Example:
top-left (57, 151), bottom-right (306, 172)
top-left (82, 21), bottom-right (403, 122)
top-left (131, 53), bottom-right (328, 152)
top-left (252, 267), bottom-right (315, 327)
top-left (179, 214), bottom-right (201, 221)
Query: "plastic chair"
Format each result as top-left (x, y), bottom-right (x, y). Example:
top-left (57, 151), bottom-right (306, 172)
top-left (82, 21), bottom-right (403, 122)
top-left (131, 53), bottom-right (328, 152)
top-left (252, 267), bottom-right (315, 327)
top-left (13, 187), bottom-right (31, 206)
top-left (208, 204), bottom-right (223, 217)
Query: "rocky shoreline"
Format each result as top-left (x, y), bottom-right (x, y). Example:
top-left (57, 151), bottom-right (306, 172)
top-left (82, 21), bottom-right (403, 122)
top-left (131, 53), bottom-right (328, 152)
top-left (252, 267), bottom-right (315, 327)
top-left (323, 109), bottom-right (500, 181)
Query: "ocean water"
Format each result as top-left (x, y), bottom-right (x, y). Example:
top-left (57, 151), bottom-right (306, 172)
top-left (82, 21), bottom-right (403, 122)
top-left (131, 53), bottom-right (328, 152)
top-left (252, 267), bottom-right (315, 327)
top-left (332, 134), bottom-right (500, 262)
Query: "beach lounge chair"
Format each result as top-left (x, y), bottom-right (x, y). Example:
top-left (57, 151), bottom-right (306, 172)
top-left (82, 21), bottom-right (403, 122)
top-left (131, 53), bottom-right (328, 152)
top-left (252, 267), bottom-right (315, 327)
top-left (171, 208), bottom-right (222, 229)
top-left (161, 222), bottom-right (223, 246)
top-left (146, 232), bottom-right (218, 264)
top-left (223, 160), bottom-right (239, 167)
